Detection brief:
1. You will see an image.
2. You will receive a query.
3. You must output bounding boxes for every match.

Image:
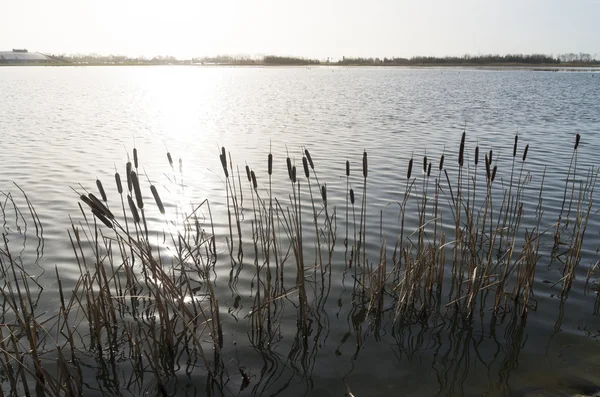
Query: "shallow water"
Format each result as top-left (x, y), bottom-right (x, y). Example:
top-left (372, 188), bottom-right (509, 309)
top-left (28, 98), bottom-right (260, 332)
top-left (1, 66), bottom-right (600, 396)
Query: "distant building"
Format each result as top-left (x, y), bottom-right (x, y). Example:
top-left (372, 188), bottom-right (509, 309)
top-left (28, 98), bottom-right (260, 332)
top-left (0, 49), bottom-right (49, 63)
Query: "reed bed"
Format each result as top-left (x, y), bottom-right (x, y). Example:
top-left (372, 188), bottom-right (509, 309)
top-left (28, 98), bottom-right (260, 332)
top-left (1, 132), bottom-right (598, 396)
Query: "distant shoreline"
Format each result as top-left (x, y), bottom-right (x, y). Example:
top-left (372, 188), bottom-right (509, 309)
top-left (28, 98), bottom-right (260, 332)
top-left (1, 62), bottom-right (599, 71)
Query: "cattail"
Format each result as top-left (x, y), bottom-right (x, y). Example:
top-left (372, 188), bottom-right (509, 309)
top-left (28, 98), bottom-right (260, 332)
top-left (305, 149), bottom-right (314, 169)
top-left (522, 144), bottom-right (529, 162)
top-left (130, 171), bottom-right (144, 209)
top-left (350, 188), bottom-right (355, 204)
top-left (88, 194), bottom-right (115, 220)
top-left (268, 153), bottom-right (273, 175)
top-left (407, 158), bottom-right (413, 179)
top-left (491, 165), bottom-right (497, 182)
top-left (150, 185), bottom-right (165, 214)
top-left (126, 162), bottom-right (133, 191)
top-left (485, 154), bottom-right (491, 180)
top-left (133, 148), bottom-right (138, 169)
top-left (245, 165), bottom-right (251, 182)
top-left (488, 150), bottom-right (493, 165)
top-left (346, 160), bottom-right (350, 177)
top-left (167, 152), bottom-right (173, 167)
top-left (292, 166), bottom-right (297, 183)
top-left (127, 195), bottom-right (140, 223)
top-left (92, 208), bottom-right (113, 228)
top-left (439, 154), bottom-right (444, 170)
top-left (513, 135), bottom-right (518, 157)
top-left (251, 170), bottom-right (257, 189)
top-left (475, 146), bottom-right (479, 166)
top-left (115, 173), bottom-right (123, 194)
top-left (458, 131), bottom-right (466, 167)
top-left (286, 157), bottom-right (292, 181)
top-left (179, 158), bottom-right (182, 174)
top-left (303, 157), bottom-right (310, 178)
top-left (221, 146), bottom-right (226, 161)
top-left (219, 149), bottom-right (229, 178)
top-left (362, 151), bottom-right (368, 178)
top-left (427, 162), bottom-right (432, 177)
top-left (96, 179), bottom-right (107, 202)
top-left (321, 184), bottom-right (327, 203)
top-left (423, 155), bottom-right (427, 173)
top-left (80, 195), bottom-right (96, 213)
top-left (575, 133), bottom-right (581, 150)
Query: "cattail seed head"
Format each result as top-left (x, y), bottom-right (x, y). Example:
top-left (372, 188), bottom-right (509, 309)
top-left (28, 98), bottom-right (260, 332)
top-left (485, 154), bottom-right (491, 180)
top-left (130, 171), bottom-right (144, 209)
top-left (115, 173), bottom-right (123, 194)
top-left (321, 184), bottom-right (327, 203)
top-left (251, 170), bottom-right (257, 189)
top-left (522, 144), bottom-right (529, 162)
top-left (286, 157), bottom-right (292, 181)
top-left (92, 208), bottom-right (113, 229)
top-left (292, 166), bottom-right (297, 183)
top-left (407, 158), bottom-right (413, 179)
top-left (305, 149), bottom-right (314, 169)
top-left (126, 162), bottom-right (132, 191)
top-left (427, 162), bottom-right (432, 177)
top-left (245, 165), bottom-right (251, 182)
top-left (491, 165), bottom-right (497, 182)
top-left (88, 193), bottom-right (115, 220)
top-left (350, 188), bottom-right (355, 205)
top-left (167, 152), bottom-right (173, 167)
top-left (127, 195), bottom-right (140, 223)
top-left (575, 133), bottom-right (581, 150)
top-left (133, 148), bottom-right (138, 169)
top-left (346, 160), bottom-right (350, 177)
top-left (513, 135), bottom-right (519, 157)
top-left (439, 154), bottom-right (444, 170)
top-left (423, 156), bottom-right (427, 173)
top-left (96, 179), bottom-right (107, 202)
top-left (362, 151), bottom-right (368, 178)
top-left (458, 131), bottom-right (466, 167)
top-left (268, 153), bottom-right (273, 175)
top-left (488, 150), bottom-right (493, 165)
top-left (475, 146), bottom-right (479, 166)
top-left (303, 156), bottom-right (310, 178)
top-left (150, 185), bottom-right (165, 214)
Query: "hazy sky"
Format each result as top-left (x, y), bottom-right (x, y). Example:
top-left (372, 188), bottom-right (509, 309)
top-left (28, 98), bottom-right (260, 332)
top-left (2, 0), bottom-right (599, 59)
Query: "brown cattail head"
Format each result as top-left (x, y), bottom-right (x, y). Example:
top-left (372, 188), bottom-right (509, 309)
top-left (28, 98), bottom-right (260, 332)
top-left (292, 166), bottom-right (297, 183)
top-left (346, 160), bottom-right (350, 177)
top-left (126, 162), bottom-right (133, 191)
top-left (427, 162), bottom-right (432, 177)
top-left (475, 146), bottom-right (479, 166)
top-left (88, 193), bottom-right (115, 220)
top-left (439, 154), bottom-right (444, 170)
top-left (491, 165), bottom-right (497, 182)
top-left (458, 131), bottom-right (466, 167)
top-left (133, 148), bottom-right (138, 169)
top-left (350, 188), bottom-right (355, 204)
top-left (96, 179), bottom-right (107, 202)
top-left (485, 154), bottom-right (491, 180)
top-left (513, 135), bottom-right (518, 157)
top-left (219, 148), bottom-right (229, 178)
top-left (488, 150), bottom-right (493, 165)
top-left (305, 149), bottom-right (314, 169)
top-left (167, 152), bottom-right (173, 167)
top-left (423, 155), bottom-right (427, 173)
top-left (130, 171), bottom-right (144, 209)
top-left (321, 184), bottom-right (327, 204)
top-left (127, 195), bottom-right (140, 223)
top-left (303, 156), bottom-right (310, 178)
top-left (251, 170), bottom-right (257, 189)
top-left (245, 165), bottom-right (251, 182)
top-left (362, 151), bottom-right (368, 178)
top-left (575, 133), bottom-right (581, 150)
top-left (92, 208), bottom-right (113, 229)
top-left (522, 144), bottom-right (529, 161)
top-left (407, 158), bottom-right (413, 179)
top-left (286, 157), bottom-right (292, 181)
top-left (115, 173), bottom-right (123, 194)
top-left (150, 185), bottom-right (165, 214)
top-left (268, 153), bottom-right (273, 175)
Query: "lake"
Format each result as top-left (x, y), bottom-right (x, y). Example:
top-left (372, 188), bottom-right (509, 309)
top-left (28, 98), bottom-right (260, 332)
top-left (1, 66), bottom-right (600, 397)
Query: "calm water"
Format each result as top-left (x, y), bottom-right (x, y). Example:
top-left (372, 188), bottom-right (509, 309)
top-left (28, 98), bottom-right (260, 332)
top-left (1, 66), bottom-right (600, 396)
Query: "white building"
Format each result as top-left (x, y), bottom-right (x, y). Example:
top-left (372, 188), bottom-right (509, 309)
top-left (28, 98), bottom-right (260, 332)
top-left (0, 49), bottom-right (49, 62)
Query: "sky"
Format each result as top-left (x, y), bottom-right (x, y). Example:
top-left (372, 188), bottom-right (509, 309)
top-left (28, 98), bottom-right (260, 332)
top-left (2, 0), bottom-right (599, 59)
